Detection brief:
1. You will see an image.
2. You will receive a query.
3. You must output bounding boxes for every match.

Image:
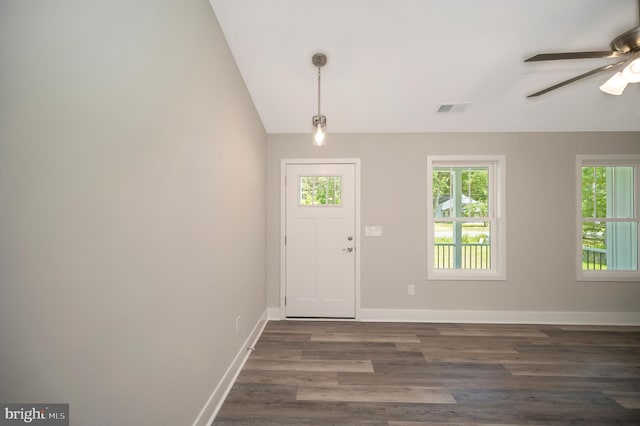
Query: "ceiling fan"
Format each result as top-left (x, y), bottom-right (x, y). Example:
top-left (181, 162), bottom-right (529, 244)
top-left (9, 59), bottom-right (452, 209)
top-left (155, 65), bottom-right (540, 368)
top-left (525, 0), bottom-right (640, 97)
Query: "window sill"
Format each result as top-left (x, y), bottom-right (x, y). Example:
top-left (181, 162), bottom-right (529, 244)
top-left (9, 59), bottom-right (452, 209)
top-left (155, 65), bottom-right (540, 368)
top-left (578, 271), bottom-right (640, 282)
top-left (428, 270), bottom-right (507, 281)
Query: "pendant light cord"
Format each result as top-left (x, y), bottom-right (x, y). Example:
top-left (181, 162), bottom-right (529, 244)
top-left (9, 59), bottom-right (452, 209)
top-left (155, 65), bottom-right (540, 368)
top-left (317, 67), bottom-right (322, 115)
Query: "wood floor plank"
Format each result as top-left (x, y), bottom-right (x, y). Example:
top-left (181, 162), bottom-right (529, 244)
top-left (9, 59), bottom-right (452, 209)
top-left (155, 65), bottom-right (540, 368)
top-left (397, 341), bottom-right (519, 354)
top-left (438, 329), bottom-right (550, 338)
top-left (215, 419), bottom-right (388, 426)
top-left (372, 360), bottom-right (512, 378)
top-left (296, 385), bottom-right (456, 404)
top-left (450, 388), bottom-right (622, 409)
top-left (258, 332), bottom-right (311, 342)
top-left (216, 400), bottom-right (388, 421)
top-left (222, 383), bottom-right (297, 403)
top-left (604, 391), bottom-right (640, 409)
top-left (243, 358), bottom-right (374, 373)
top-left (336, 371), bottom-right (630, 391)
top-left (558, 325), bottom-right (640, 332)
top-left (511, 405), bottom-right (640, 425)
top-left (388, 422), bottom-right (528, 426)
top-left (302, 349), bottom-right (425, 361)
top-left (248, 348), bottom-right (303, 360)
top-left (310, 333), bottom-right (421, 343)
top-left (524, 336), bottom-right (640, 347)
top-left (235, 370), bottom-right (339, 386)
top-left (383, 403), bottom-right (523, 424)
top-left (513, 344), bottom-right (640, 356)
top-left (503, 363), bottom-right (640, 378)
top-left (421, 351), bottom-right (640, 365)
top-left (256, 340), bottom-right (397, 351)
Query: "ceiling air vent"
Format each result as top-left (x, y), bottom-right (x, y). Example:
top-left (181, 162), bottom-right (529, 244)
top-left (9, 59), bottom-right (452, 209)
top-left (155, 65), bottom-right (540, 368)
top-left (436, 102), bottom-right (470, 113)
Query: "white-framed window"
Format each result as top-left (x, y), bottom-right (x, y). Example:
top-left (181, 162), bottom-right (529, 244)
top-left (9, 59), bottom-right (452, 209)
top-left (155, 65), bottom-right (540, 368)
top-left (427, 155), bottom-right (506, 280)
top-left (577, 155), bottom-right (640, 281)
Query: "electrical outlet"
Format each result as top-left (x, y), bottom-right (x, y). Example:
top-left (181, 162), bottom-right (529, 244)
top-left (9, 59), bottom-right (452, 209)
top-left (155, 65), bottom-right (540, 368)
top-left (408, 284), bottom-right (415, 295)
top-left (236, 316), bottom-right (240, 333)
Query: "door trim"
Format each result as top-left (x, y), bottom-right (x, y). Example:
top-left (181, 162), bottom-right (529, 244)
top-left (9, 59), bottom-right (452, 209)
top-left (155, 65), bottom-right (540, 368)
top-left (280, 158), bottom-right (361, 320)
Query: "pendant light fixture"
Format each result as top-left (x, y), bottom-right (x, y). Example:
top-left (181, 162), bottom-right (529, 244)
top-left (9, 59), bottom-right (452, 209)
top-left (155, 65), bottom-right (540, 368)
top-left (311, 53), bottom-right (327, 146)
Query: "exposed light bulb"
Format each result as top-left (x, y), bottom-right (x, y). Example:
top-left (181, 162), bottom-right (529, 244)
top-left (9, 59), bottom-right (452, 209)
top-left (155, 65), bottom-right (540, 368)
top-left (599, 72), bottom-right (628, 95)
top-left (312, 114), bottom-right (326, 146)
top-left (313, 124), bottom-right (326, 146)
top-left (621, 57), bottom-right (640, 83)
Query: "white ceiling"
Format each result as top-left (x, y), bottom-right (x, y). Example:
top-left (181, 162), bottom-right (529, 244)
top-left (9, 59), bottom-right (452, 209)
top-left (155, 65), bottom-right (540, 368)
top-left (210, 0), bottom-right (640, 133)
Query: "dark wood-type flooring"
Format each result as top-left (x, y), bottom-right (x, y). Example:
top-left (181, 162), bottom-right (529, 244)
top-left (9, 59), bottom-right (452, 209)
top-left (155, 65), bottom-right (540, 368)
top-left (214, 321), bottom-right (640, 425)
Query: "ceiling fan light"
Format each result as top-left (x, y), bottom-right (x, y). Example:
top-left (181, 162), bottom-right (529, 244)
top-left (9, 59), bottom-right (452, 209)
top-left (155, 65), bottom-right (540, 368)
top-left (621, 57), bottom-right (640, 83)
top-left (599, 72), bottom-right (628, 95)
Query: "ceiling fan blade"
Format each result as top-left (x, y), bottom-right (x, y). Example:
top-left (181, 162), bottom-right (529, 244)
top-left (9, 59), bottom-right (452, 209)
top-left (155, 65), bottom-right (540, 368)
top-left (527, 60), bottom-right (626, 98)
top-left (525, 51), bottom-right (624, 61)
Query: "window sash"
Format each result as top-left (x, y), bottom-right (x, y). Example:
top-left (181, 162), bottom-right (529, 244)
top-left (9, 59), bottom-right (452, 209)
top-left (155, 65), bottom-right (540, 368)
top-left (433, 219), bottom-right (496, 271)
top-left (432, 164), bottom-right (495, 220)
top-left (580, 165), bottom-right (636, 220)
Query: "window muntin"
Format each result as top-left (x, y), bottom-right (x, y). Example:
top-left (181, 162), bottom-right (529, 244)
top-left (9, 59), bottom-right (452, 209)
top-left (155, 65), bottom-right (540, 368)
top-left (578, 160), bottom-right (639, 277)
top-left (427, 156), bottom-right (506, 280)
top-left (299, 175), bottom-right (342, 206)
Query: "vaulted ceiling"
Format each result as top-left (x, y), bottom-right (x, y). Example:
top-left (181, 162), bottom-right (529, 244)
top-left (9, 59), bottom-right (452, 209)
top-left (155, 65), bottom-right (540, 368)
top-left (210, 0), bottom-right (640, 133)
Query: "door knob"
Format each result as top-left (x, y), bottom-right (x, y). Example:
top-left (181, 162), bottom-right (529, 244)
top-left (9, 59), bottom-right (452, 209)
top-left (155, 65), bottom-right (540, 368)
top-left (343, 247), bottom-right (354, 252)
top-left (347, 236), bottom-right (353, 241)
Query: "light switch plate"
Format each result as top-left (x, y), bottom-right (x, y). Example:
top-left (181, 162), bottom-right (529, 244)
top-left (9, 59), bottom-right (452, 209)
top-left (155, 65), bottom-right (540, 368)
top-left (365, 226), bottom-right (383, 237)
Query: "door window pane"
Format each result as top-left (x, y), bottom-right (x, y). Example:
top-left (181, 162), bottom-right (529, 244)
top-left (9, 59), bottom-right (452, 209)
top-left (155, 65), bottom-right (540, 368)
top-left (299, 176), bottom-right (342, 206)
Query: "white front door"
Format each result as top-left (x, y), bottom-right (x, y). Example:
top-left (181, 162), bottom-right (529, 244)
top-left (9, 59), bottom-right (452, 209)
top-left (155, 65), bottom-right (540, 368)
top-left (285, 163), bottom-right (356, 318)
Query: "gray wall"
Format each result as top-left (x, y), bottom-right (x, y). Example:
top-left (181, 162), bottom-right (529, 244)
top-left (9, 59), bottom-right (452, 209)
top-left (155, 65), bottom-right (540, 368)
top-left (267, 132), bottom-right (640, 313)
top-left (0, 1), bottom-right (266, 425)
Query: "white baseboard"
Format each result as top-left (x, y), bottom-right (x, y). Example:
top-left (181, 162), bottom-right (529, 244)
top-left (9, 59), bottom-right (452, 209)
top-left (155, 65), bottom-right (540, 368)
top-left (359, 308), bottom-right (640, 325)
top-left (192, 309), bottom-right (268, 426)
top-left (267, 307), bottom-right (282, 320)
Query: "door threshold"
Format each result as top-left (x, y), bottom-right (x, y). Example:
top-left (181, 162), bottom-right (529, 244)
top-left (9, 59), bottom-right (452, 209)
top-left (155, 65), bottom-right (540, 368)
top-left (285, 316), bottom-right (356, 321)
